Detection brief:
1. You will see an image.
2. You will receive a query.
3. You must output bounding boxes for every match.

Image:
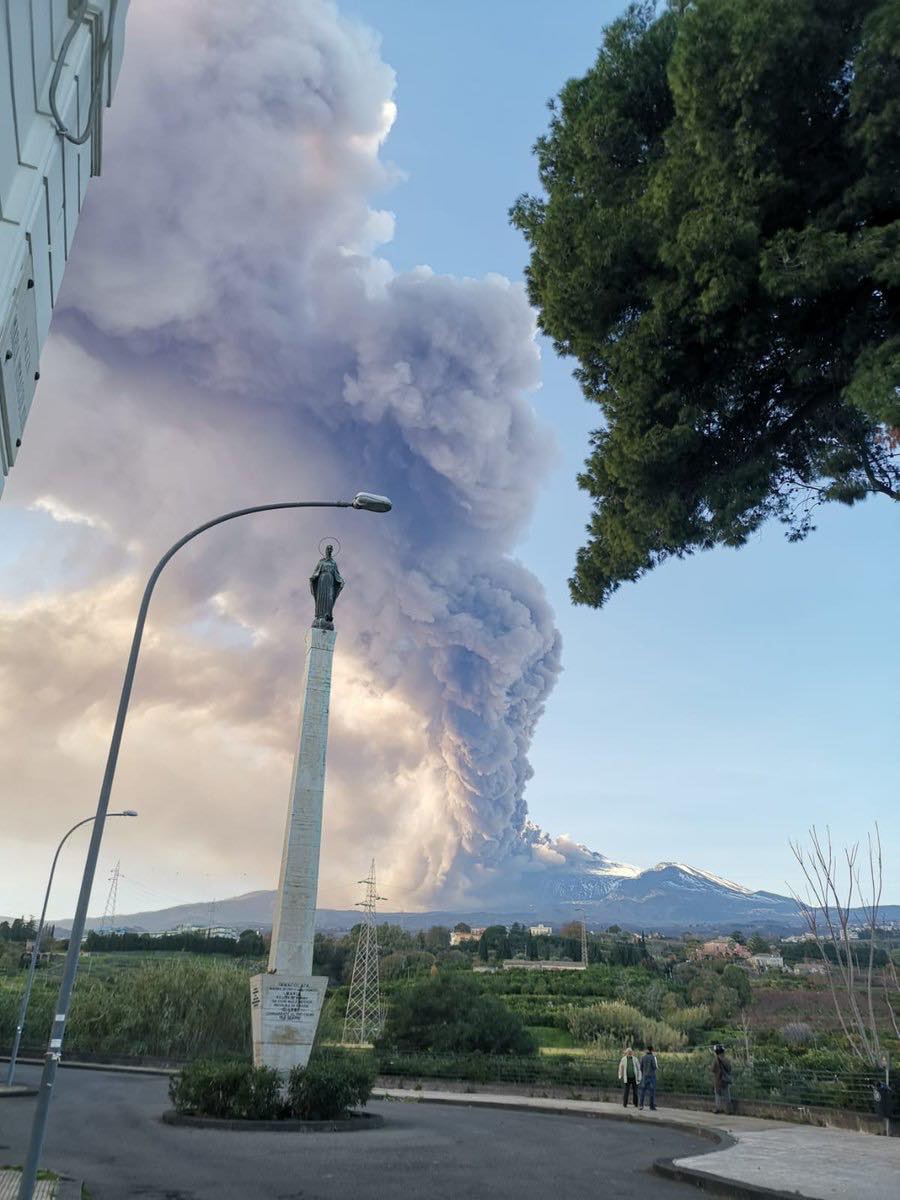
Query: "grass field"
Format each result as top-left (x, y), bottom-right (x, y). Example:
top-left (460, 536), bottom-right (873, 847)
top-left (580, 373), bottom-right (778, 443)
top-left (526, 1025), bottom-right (579, 1049)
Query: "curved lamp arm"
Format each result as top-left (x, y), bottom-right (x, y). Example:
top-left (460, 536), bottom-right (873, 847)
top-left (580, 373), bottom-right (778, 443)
top-left (6, 810), bottom-right (137, 1086)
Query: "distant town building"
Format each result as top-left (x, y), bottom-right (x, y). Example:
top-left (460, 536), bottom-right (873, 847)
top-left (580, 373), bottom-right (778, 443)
top-left (449, 926), bottom-right (486, 946)
top-left (207, 926), bottom-right (240, 941)
top-left (501, 959), bottom-right (586, 972)
top-left (694, 938), bottom-right (752, 961)
top-left (529, 924), bottom-right (552, 937)
top-left (749, 953), bottom-right (785, 971)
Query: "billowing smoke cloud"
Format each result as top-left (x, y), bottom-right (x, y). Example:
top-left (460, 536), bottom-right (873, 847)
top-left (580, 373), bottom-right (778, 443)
top-left (0, 0), bottom-right (567, 911)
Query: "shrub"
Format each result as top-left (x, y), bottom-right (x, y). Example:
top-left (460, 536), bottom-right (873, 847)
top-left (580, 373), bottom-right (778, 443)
top-left (377, 972), bottom-right (537, 1056)
top-left (779, 1021), bottom-right (815, 1046)
top-left (566, 1001), bottom-right (687, 1051)
top-left (169, 1051), bottom-right (375, 1121)
top-left (379, 951), bottom-right (435, 981)
top-left (666, 1004), bottom-right (712, 1033)
top-left (721, 965), bottom-right (752, 1007)
top-left (169, 1060), bottom-right (282, 1119)
top-left (287, 1051), bottom-right (375, 1119)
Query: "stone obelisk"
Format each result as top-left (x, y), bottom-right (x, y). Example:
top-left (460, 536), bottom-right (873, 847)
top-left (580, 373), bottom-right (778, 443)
top-left (251, 544), bottom-right (344, 1075)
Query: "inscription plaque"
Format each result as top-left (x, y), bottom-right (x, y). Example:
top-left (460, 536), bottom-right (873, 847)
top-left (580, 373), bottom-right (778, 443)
top-left (250, 972), bottom-right (328, 1074)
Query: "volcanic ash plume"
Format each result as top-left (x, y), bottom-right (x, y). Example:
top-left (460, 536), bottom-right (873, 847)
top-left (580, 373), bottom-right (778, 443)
top-left (0, 0), bottom-right (563, 907)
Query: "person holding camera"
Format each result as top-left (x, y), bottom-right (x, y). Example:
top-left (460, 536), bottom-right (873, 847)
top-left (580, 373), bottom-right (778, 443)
top-left (711, 1043), bottom-right (734, 1114)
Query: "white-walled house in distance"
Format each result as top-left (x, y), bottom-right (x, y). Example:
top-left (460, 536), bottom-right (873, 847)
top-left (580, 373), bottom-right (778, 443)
top-left (0, 1), bottom-right (129, 498)
top-left (449, 926), bottom-right (486, 946)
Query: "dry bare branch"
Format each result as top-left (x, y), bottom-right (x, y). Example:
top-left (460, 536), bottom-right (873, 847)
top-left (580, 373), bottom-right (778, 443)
top-left (788, 825), bottom-right (894, 1069)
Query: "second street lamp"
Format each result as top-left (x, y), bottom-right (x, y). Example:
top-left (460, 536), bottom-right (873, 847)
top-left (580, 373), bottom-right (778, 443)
top-left (5, 810), bottom-right (138, 1086)
top-left (18, 492), bottom-right (392, 1200)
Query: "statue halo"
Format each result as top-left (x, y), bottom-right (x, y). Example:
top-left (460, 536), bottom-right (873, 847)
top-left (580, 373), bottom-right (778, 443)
top-left (317, 535), bottom-right (342, 557)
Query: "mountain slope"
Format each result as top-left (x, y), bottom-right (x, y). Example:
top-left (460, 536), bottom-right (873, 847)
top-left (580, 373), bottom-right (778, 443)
top-left (41, 857), bottom-right (900, 935)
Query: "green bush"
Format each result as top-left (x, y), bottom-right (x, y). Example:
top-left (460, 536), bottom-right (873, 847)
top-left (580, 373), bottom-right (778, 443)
top-left (287, 1051), bottom-right (375, 1119)
top-left (567, 1000), bottom-right (687, 1050)
top-left (377, 972), bottom-right (537, 1056)
top-left (666, 1004), bottom-right (712, 1033)
top-left (779, 1021), bottom-right (815, 1046)
top-left (169, 1051), bottom-right (375, 1121)
top-left (169, 1060), bottom-right (282, 1119)
top-left (379, 950), bottom-right (436, 981)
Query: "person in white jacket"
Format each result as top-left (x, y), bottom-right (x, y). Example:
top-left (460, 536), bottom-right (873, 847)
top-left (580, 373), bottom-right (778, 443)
top-left (618, 1046), bottom-right (642, 1107)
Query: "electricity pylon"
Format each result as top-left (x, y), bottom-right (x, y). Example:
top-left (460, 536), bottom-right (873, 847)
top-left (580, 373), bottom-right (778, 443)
top-left (343, 861), bottom-right (385, 1045)
top-left (100, 862), bottom-right (120, 932)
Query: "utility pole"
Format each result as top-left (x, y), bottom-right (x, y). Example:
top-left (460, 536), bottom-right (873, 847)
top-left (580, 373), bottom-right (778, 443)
top-left (581, 912), bottom-right (589, 966)
top-left (343, 862), bottom-right (385, 1045)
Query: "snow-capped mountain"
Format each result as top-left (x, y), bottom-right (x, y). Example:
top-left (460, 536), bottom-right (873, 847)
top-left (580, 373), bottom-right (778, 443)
top-left (520, 856), bottom-right (801, 927)
top-left (46, 857), bottom-right (858, 935)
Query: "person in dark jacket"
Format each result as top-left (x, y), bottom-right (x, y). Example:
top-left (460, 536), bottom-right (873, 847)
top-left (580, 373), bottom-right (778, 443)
top-left (639, 1045), bottom-right (658, 1110)
top-left (711, 1044), bottom-right (733, 1114)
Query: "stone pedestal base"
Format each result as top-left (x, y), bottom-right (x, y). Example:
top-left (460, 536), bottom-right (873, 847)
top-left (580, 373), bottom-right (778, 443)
top-left (250, 973), bottom-right (328, 1074)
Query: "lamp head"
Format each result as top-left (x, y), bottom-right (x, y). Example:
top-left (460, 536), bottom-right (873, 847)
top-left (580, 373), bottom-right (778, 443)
top-left (121, 810), bottom-right (139, 817)
top-left (352, 492), bottom-right (392, 513)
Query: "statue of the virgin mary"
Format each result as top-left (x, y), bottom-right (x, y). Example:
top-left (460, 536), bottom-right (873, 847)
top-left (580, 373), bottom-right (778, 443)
top-left (309, 545), bottom-right (344, 629)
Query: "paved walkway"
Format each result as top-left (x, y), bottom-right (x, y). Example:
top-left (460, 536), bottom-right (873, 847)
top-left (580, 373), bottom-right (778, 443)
top-left (375, 1087), bottom-right (899, 1200)
top-left (0, 1171), bottom-right (55, 1200)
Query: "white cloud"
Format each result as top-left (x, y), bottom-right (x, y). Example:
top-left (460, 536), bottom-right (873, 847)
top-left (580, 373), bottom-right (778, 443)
top-left (30, 496), bottom-right (110, 530)
top-left (0, 0), bottom-right (574, 912)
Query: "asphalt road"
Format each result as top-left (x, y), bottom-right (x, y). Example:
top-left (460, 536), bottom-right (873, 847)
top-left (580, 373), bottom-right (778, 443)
top-left (1, 1066), bottom-right (712, 1199)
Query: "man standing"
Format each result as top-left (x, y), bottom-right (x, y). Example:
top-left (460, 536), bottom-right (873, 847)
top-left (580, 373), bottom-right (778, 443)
top-left (711, 1044), bottom-right (733, 1114)
top-left (618, 1046), bottom-right (642, 1107)
top-left (639, 1044), bottom-right (658, 1110)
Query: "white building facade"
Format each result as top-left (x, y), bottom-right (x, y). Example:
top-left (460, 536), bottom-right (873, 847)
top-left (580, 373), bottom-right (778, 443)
top-left (1, 1), bottom-right (130, 497)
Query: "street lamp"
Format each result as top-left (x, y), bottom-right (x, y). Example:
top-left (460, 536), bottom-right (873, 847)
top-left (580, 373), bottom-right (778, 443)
top-left (352, 493), bottom-right (392, 513)
top-left (5, 811), bottom-right (138, 1086)
top-left (18, 493), bottom-right (392, 1200)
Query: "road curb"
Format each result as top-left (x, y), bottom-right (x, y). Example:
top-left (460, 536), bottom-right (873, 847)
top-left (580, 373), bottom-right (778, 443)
top-left (373, 1088), bottom-right (729, 1146)
top-left (161, 1109), bottom-right (384, 1133)
top-left (1, 1056), bottom-right (177, 1078)
top-left (653, 1157), bottom-right (806, 1199)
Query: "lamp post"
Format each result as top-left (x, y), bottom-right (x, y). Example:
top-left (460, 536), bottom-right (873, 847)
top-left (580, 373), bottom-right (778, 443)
top-left (5, 811), bottom-right (138, 1086)
top-left (17, 492), bottom-right (392, 1200)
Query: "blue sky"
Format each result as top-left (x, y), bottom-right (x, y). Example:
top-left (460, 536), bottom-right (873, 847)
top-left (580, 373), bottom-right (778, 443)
top-left (347, 0), bottom-right (899, 897)
top-left (1, 0), bottom-right (896, 920)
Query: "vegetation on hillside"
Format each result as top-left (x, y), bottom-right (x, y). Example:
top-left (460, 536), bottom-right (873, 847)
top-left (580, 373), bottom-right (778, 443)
top-left (1, 914), bottom-right (895, 1119)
